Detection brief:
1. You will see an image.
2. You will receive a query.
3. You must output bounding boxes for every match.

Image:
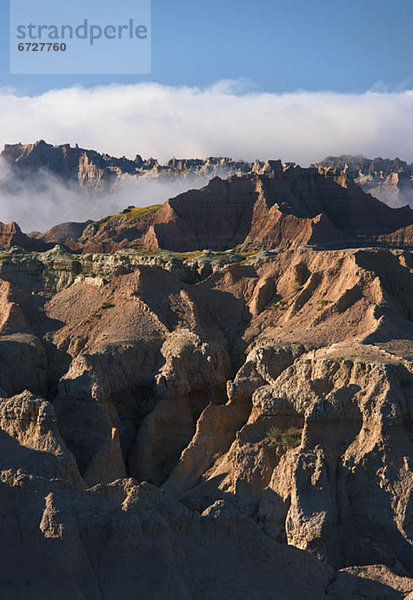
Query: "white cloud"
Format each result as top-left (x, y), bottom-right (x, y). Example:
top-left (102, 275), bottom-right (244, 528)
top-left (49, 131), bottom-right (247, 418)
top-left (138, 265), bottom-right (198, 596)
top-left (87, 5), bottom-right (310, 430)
top-left (1, 81), bottom-right (413, 231)
top-left (0, 82), bottom-right (413, 165)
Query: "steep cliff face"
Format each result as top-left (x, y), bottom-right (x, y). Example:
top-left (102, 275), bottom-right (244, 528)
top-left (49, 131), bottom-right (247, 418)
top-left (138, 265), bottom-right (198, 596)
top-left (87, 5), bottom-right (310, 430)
top-left (144, 175), bottom-right (259, 251)
top-left (1, 140), bottom-right (254, 189)
top-left (4, 141), bottom-right (413, 214)
top-left (71, 161), bottom-right (413, 253)
top-left (2, 142), bottom-right (413, 596)
top-left (1, 140), bottom-right (141, 189)
top-left (0, 221), bottom-right (49, 251)
top-left (174, 351), bottom-right (413, 574)
top-left (316, 155), bottom-right (413, 209)
top-left (0, 245), bottom-right (412, 597)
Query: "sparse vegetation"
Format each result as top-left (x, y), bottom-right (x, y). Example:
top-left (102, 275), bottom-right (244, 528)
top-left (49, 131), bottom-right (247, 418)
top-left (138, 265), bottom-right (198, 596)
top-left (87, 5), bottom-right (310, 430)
top-left (267, 426), bottom-right (302, 448)
top-left (317, 298), bottom-right (332, 310)
top-left (96, 204), bottom-right (162, 229)
top-left (171, 251), bottom-right (203, 260)
top-left (237, 250), bottom-right (260, 264)
top-left (239, 251), bottom-right (259, 258)
top-left (267, 295), bottom-right (284, 308)
top-left (130, 249), bottom-right (162, 256)
top-left (101, 302), bottom-right (115, 310)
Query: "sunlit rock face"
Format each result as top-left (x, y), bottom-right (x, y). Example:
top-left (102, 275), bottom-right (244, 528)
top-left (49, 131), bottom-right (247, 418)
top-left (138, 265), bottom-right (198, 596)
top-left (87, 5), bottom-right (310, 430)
top-left (0, 240), bottom-right (412, 597)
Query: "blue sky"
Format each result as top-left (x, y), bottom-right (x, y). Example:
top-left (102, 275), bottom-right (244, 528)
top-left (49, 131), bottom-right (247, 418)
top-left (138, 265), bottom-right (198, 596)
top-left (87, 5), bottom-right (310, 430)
top-left (2, 0), bottom-right (413, 94)
top-left (1, 0), bottom-right (413, 228)
top-left (1, 0), bottom-right (413, 174)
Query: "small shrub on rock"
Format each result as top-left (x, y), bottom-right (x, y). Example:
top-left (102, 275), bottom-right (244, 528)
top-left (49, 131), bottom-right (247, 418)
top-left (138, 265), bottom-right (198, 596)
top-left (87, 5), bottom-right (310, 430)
top-left (267, 426), bottom-right (302, 448)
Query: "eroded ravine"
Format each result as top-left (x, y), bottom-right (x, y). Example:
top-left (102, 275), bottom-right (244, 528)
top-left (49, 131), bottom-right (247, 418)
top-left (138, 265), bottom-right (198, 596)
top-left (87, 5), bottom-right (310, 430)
top-left (0, 245), bottom-right (412, 598)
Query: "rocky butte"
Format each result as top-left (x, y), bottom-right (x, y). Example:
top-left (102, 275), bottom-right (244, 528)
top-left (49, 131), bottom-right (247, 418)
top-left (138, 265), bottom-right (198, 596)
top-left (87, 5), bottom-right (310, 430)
top-left (0, 147), bottom-right (412, 598)
top-left (0, 140), bottom-right (254, 189)
top-left (315, 155), bottom-right (413, 209)
top-left (3, 140), bottom-right (413, 210)
top-left (27, 158), bottom-right (413, 254)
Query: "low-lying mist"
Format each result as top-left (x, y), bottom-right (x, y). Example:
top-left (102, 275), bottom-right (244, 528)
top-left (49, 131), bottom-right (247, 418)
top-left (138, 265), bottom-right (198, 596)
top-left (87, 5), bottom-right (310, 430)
top-left (359, 181), bottom-right (413, 210)
top-left (0, 160), bottom-right (208, 232)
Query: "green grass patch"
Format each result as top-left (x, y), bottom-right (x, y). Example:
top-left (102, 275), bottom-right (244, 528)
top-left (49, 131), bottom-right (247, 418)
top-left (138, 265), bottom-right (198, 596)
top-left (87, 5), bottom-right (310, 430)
top-left (125, 246), bottom-right (163, 255)
top-left (238, 251), bottom-right (259, 258)
top-left (96, 204), bottom-right (162, 230)
top-left (171, 251), bottom-right (203, 260)
top-left (316, 298), bottom-right (332, 310)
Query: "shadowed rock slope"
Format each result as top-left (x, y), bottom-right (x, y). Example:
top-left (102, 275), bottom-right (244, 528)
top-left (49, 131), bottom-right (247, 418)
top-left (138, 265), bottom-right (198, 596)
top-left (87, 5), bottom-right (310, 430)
top-left (0, 244), bottom-right (412, 597)
top-left (4, 141), bottom-right (413, 212)
top-left (3, 147), bottom-right (413, 253)
top-left (316, 155), bottom-right (413, 209)
top-left (67, 161), bottom-right (413, 253)
top-left (0, 221), bottom-right (50, 251)
top-left (1, 140), bottom-right (254, 189)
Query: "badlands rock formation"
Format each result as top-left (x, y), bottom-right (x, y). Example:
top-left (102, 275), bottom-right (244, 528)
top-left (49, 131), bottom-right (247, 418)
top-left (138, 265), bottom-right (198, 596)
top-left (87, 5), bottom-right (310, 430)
top-left (1, 140), bottom-right (254, 189)
top-left (0, 241), bottom-right (412, 598)
top-left (63, 160), bottom-right (413, 253)
top-left (4, 141), bottom-right (413, 212)
top-left (316, 155), bottom-right (413, 209)
top-left (0, 221), bottom-right (49, 252)
top-left (1, 145), bottom-right (413, 597)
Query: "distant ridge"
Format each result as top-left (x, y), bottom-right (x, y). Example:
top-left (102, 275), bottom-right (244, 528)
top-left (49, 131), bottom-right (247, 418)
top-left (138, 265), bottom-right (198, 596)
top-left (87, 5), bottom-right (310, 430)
top-left (1, 140), bottom-right (256, 190)
top-left (31, 159), bottom-right (413, 254)
top-left (315, 155), bottom-right (413, 208)
top-left (2, 142), bottom-right (413, 253)
top-left (3, 141), bottom-right (413, 210)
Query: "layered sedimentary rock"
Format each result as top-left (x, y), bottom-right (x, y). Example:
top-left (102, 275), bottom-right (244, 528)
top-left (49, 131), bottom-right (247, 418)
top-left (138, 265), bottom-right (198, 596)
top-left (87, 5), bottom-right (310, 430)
top-left (71, 161), bottom-right (413, 253)
top-left (1, 144), bottom-right (413, 597)
top-left (4, 142), bottom-right (413, 255)
top-left (1, 140), bottom-right (145, 189)
top-left (1, 140), bottom-right (254, 189)
top-left (5, 141), bottom-right (413, 214)
top-left (0, 221), bottom-right (49, 251)
top-left (0, 244), bottom-right (412, 597)
top-left (29, 220), bottom-right (93, 244)
top-left (316, 155), bottom-right (413, 209)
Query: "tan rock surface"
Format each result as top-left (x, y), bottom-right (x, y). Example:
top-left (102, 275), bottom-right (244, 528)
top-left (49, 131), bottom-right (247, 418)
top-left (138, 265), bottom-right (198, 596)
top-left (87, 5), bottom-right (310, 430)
top-left (0, 244), bottom-right (411, 597)
top-left (73, 163), bottom-right (413, 253)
